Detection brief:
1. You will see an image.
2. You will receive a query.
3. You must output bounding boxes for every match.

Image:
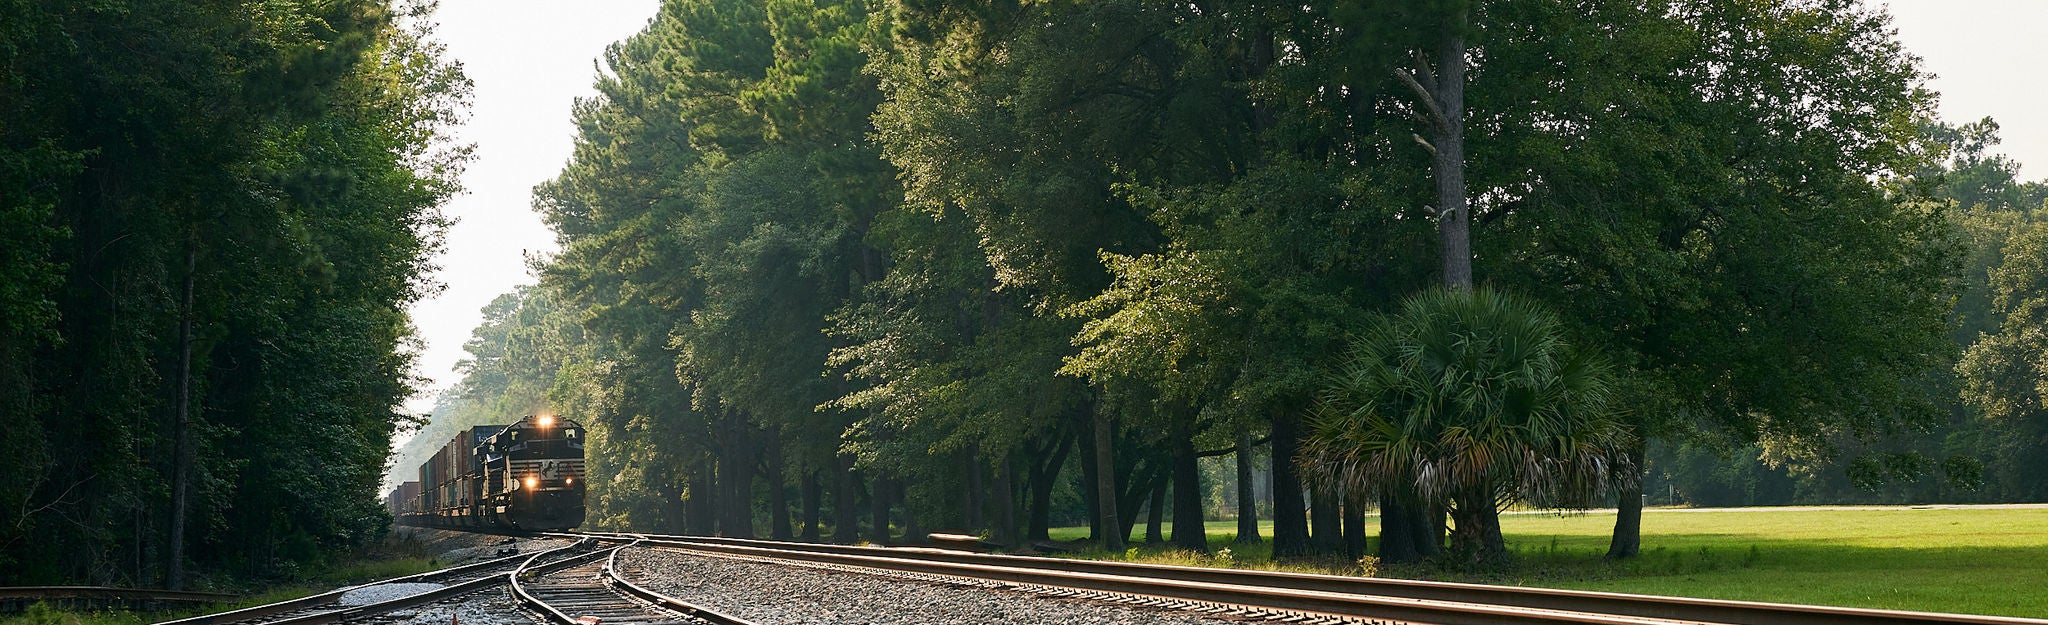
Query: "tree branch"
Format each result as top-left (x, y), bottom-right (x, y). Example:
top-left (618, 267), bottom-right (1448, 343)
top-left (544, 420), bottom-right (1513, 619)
top-left (1197, 436), bottom-right (1272, 457)
top-left (1413, 133), bottom-right (1438, 156)
top-left (1394, 68), bottom-right (1449, 131)
top-left (1411, 49), bottom-right (1439, 94)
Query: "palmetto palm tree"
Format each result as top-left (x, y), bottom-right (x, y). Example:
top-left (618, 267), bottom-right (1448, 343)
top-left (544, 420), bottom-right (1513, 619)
top-left (1301, 287), bottom-right (1633, 565)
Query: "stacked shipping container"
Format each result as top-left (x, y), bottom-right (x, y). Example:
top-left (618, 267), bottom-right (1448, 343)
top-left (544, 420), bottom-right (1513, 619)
top-left (417, 424), bottom-right (506, 525)
top-left (383, 481), bottom-right (422, 518)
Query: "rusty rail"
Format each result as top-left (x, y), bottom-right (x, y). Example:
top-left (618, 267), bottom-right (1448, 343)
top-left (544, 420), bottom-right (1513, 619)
top-left (512, 543), bottom-right (758, 625)
top-left (567, 531), bottom-right (2048, 625)
top-left (600, 542), bottom-right (757, 625)
top-left (0, 587), bottom-right (236, 613)
top-left (151, 543), bottom-right (577, 625)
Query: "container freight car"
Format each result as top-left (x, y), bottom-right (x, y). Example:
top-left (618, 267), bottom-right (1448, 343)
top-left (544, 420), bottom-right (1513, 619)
top-left (392, 415), bottom-right (586, 532)
top-left (385, 481), bottom-right (422, 518)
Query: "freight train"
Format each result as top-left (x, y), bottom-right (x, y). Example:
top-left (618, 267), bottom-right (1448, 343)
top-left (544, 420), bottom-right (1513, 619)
top-left (386, 414), bottom-right (587, 531)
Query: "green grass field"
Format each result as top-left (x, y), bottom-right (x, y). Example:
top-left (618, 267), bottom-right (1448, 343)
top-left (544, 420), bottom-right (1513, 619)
top-left (1050, 506), bottom-right (2048, 618)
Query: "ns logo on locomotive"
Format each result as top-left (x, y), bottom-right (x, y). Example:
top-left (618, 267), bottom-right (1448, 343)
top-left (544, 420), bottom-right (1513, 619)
top-left (385, 414), bottom-right (587, 531)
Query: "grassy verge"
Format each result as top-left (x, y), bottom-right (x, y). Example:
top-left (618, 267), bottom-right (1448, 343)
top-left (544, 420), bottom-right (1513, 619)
top-left (1050, 506), bottom-right (2048, 618)
top-left (1, 540), bottom-right (447, 625)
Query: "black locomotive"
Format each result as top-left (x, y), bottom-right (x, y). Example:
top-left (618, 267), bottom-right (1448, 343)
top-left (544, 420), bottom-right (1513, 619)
top-left (386, 414), bottom-right (587, 531)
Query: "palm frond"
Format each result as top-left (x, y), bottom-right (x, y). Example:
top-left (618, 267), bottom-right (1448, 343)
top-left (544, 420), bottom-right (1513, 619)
top-left (1301, 286), bottom-right (1635, 511)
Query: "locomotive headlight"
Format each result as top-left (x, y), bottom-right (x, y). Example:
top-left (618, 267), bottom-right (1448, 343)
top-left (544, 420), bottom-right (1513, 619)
top-left (565, 477), bottom-right (574, 486)
top-left (524, 477), bottom-right (538, 490)
top-left (538, 415), bottom-right (555, 428)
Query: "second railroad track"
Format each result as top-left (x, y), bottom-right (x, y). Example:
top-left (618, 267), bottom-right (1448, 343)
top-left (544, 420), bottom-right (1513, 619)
top-left (511, 542), bottom-right (754, 625)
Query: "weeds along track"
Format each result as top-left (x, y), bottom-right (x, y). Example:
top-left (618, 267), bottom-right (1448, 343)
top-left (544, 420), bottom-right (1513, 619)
top-left (152, 543), bottom-right (585, 625)
top-left (564, 531), bottom-right (2048, 625)
top-left (509, 543), bottom-right (753, 625)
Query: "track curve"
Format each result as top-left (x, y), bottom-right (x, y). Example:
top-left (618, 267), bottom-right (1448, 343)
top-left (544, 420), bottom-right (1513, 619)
top-left (511, 543), bottom-right (753, 625)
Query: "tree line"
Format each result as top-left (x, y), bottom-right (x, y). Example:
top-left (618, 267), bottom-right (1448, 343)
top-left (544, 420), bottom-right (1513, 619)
top-left (401, 0), bottom-right (2031, 568)
top-left (2, 0), bottom-right (468, 587)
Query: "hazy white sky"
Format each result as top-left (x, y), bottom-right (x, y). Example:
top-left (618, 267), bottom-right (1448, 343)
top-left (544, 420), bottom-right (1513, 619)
top-left (400, 0), bottom-right (2048, 416)
top-left (403, 0), bottom-right (659, 414)
top-left (1886, 1), bottom-right (2048, 176)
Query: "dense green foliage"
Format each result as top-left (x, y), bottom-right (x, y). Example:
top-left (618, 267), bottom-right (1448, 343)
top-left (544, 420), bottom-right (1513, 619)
top-left (1649, 119), bottom-right (2047, 507)
top-left (404, 0), bottom-right (2048, 574)
top-left (1, 0), bottom-right (467, 587)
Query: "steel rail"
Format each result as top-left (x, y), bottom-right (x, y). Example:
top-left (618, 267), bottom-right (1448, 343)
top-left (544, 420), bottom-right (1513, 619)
top-left (616, 536), bottom-right (1676, 625)
top-left (1, 586), bottom-right (237, 604)
top-left (572, 531), bottom-right (2048, 625)
top-left (152, 544), bottom-right (576, 625)
top-left (599, 542), bottom-right (758, 625)
top-left (507, 546), bottom-right (618, 625)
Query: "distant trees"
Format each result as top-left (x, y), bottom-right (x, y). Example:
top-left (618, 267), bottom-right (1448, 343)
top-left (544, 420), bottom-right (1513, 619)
top-left (1959, 221), bottom-right (2048, 501)
top-left (1626, 119), bottom-right (2046, 510)
top-left (1, 0), bottom-right (467, 586)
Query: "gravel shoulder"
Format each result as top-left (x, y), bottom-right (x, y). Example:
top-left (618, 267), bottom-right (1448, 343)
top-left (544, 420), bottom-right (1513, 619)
top-left (617, 546), bottom-right (1255, 625)
top-left (340, 582), bottom-right (451, 606)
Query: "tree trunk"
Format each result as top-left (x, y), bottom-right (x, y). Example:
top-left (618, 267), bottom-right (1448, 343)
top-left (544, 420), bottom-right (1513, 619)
top-left (767, 441), bottom-right (791, 540)
top-left (166, 241), bottom-right (197, 590)
top-left (660, 484), bottom-right (687, 534)
top-left (1607, 484), bottom-right (1643, 560)
top-left (1080, 425), bottom-right (1100, 541)
top-left (1093, 408), bottom-right (1124, 551)
top-left (800, 470), bottom-right (821, 541)
top-left (686, 460), bottom-right (716, 536)
top-left (1234, 431), bottom-right (1261, 544)
top-left (1270, 408), bottom-right (1310, 558)
top-left (1118, 459), bottom-right (1160, 541)
top-left (1027, 434), bottom-right (1070, 541)
top-left (1378, 495), bottom-right (1419, 564)
top-left (870, 472), bottom-right (892, 543)
top-left (1342, 497), bottom-right (1367, 559)
top-left (1144, 480), bottom-right (1166, 544)
top-left (719, 438), bottom-right (754, 538)
top-left (1607, 439), bottom-right (1647, 559)
top-left (898, 479), bottom-right (923, 543)
top-left (993, 454), bottom-right (1017, 546)
top-left (1450, 492), bottom-right (1505, 565)
top-left (965, 449), bottom-right (983, 532)
top-left (833, 455), bottom-right (860, 543)
top-left (134, 508), bottom-right (147, 585)
top-left (1309, 486), bottom-right (1342, 555)
top-left (1170, 434), bottom-right (1207, 552)
top-left (1432, 8), bottom-right (1471, 291)
top-left (1419, 499), bottom-right (1446, 560)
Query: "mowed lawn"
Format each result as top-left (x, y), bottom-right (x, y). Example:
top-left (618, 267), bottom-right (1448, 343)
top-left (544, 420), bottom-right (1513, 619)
top-left (1050, 506), bottom-right (2048, 618)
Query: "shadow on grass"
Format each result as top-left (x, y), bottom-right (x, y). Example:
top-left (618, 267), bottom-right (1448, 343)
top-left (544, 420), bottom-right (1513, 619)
top-left (1039, 528), bottom-right (2048, 618)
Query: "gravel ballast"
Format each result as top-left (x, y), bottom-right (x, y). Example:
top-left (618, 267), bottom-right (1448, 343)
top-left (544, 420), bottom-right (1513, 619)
top-left (339, 582), bottom-right (449, 606)
top-left (360, 588), bottom-right (535, 625)
top-left (617, 547), bottom-right (1255, 625)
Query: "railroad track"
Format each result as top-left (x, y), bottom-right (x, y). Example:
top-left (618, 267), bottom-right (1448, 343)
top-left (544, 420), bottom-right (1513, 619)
top-left (154, 542), bottom-right (581, 625)
top-left (0, 586), bottom-right (237, 613)
top-left (509, 542), bottom-right (753, 625)
top-left (564, 531), bottom-right (2048, 625)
